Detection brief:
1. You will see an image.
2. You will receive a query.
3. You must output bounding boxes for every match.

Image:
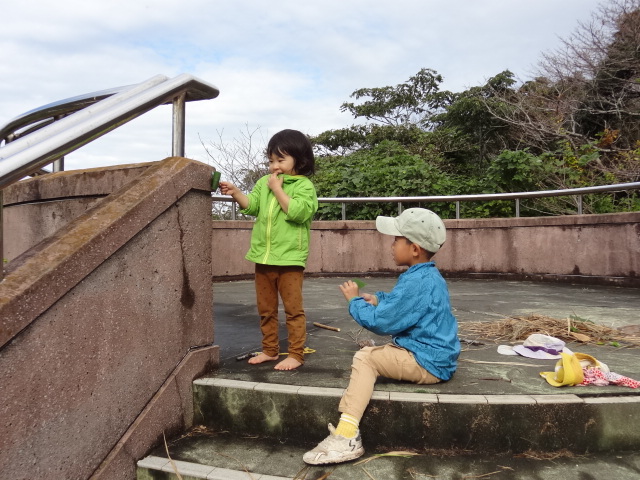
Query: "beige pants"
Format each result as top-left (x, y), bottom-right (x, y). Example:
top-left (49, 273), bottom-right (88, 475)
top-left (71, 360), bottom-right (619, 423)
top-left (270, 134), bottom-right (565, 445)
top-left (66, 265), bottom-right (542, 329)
top-left (255, 264), bottom-right (306, 363)
top-left (339, 344), bottom-right (441, 421)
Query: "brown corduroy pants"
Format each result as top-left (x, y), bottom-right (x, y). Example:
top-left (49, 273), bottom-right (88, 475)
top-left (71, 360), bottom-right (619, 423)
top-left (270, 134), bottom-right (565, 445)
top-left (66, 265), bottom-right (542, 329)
top-left (254, 264), bottom-right (307, 364)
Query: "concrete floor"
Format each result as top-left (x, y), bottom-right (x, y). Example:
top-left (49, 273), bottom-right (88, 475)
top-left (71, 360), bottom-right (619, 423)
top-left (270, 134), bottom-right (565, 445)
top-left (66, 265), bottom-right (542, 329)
top-left (140, 277), bottom-right (640, 480)
top-left (212, 276), bottom-right (640, 396)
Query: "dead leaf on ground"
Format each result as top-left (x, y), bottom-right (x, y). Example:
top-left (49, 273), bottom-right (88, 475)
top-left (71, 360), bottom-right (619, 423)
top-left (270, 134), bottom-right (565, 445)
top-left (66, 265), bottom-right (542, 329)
top-left (569, 332), bottom-right (591, 342)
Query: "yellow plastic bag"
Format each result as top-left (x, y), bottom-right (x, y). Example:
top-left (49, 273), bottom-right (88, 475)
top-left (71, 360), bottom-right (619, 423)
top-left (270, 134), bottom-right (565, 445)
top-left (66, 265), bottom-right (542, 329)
top-left (540, 352), bottom-right (585, 387)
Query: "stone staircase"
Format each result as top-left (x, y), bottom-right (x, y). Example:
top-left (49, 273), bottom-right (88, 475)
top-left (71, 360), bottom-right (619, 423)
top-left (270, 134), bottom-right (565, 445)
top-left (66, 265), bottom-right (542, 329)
top-left (135, 278), bottom-right (640, 479)
top-left (135, 376), bottom-right (640, 479)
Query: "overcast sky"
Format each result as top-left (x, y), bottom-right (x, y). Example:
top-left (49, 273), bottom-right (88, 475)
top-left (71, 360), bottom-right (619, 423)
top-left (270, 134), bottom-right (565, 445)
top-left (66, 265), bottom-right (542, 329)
top-left (1, 0), bottom-right (604, 171)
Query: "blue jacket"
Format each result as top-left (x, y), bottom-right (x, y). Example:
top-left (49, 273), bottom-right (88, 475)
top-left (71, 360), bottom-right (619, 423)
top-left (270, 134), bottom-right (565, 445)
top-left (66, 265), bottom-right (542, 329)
top-left (348, 262), bottom-right (460, 380)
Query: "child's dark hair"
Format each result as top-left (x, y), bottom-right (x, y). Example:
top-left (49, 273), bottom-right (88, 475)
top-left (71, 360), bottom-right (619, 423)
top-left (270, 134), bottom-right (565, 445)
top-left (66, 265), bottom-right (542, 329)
top-left (267, 129), bottom-right (315, 176)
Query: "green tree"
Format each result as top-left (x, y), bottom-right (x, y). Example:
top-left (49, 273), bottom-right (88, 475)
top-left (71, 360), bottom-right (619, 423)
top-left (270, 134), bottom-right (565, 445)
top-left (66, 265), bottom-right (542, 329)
top-left (340, 68), bottom-right (453, 128)
top-left (313, 140), bottom-right (457, 220)
top-left (313, 68), bottom-right (454, 156)
top-left (313, 124), bottom-right (426, 156)
top-left (435, 70), bottom-right (516, 169)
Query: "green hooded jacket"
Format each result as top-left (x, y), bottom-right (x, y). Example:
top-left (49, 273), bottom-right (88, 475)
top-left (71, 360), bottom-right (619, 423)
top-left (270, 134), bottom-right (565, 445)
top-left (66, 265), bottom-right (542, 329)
top-left (241, 174), bottom-right (318, 267)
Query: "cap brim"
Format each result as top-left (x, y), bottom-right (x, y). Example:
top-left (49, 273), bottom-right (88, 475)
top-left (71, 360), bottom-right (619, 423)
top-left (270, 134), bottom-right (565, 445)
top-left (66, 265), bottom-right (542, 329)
top-left (512, 345), bottom-right (561, 359)
top-left (497, 345), bottom-right (519, 356)
top-left (376, 216), bottom-right (402, 237)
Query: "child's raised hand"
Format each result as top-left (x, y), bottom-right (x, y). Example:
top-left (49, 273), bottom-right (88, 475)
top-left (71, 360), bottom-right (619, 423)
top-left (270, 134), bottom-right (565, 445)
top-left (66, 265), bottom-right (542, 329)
top-left (219, 181), bottom-right (236, 196)
top-left (219, 181), bottom-right (250, 209)
top-left (339, 280), bottom-right (360, 302)
top-left (267, 172), bottom-right (284, 191)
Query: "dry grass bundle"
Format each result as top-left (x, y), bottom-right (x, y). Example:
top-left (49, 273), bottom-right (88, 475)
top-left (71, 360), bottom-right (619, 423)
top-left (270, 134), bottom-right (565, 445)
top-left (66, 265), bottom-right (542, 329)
top-left (514, 448), bottom-right (579, 460)
top-left (459, 314), bottom-right (640, 347)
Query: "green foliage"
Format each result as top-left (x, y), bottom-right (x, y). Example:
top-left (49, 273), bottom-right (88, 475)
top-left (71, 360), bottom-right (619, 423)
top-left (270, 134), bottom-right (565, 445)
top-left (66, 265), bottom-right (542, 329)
top-left (339, 68), bottom-right (454, 128)
top-left (313, 124), bottom-right (428, 156)
top-left (312, 133), bottom-right (638, 219)
top-left (435, 71), bottom-right (517, 168)
top-left (214, 2), bottom-right (640, 220)
top-left (313, 141), bottom-right (457, 220)
top-left (486, 149), bottom-right (544, 192)
top-left (482, 142), bottom-right (639, 216)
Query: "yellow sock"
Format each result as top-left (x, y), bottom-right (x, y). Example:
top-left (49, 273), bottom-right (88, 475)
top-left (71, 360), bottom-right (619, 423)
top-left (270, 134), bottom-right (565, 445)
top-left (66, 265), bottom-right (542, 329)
top-left (334, 413), bottom-right (359, 438)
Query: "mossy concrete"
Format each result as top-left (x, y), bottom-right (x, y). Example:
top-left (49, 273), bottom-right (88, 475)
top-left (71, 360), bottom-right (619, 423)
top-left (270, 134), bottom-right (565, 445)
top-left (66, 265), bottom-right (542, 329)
top-left (200, 277), bottom-right (640, 454)
top-left (193, 379), bottom-right (640, 453)
top-left (137, 430), bottom-right (640, 480)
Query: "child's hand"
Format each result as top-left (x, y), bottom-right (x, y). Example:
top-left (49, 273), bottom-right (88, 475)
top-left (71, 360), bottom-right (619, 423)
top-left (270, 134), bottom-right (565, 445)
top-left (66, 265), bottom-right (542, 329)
top-left (219, 181), bottom-right (249, 209)
top-left (339, 280), bottom-right (360, 302)
top-left (267, 172), bottom-right (284, 191)
top-left (362, 293), bottom-right (378, 306)
top-left (219, 181), bottom-right (237, 196)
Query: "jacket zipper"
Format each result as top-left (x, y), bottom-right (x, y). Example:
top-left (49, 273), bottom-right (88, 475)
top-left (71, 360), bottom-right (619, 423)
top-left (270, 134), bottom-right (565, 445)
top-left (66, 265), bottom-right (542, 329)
top-left (262, 196), bottom-right (278, 263)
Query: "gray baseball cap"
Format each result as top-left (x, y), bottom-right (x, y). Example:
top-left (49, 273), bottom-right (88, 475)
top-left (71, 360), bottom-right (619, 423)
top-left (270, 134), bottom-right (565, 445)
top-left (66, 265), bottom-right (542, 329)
top-left (375, 208), bottom-right (446, 253)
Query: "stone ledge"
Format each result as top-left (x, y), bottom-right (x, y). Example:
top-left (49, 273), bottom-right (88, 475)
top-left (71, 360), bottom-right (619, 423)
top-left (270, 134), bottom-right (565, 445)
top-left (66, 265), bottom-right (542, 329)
top-left (196, 379), bottom-right (638, 406)
top-left (194, 378), bottom-right (640, 453)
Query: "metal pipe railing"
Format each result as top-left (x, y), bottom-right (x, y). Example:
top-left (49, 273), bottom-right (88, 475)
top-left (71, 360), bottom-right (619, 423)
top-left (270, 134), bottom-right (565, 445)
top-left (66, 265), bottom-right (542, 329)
top-left (0, 73), bottom-right (220, 279)
top-left (172, 93), bottom-right (187, 157)
top-left (0, 74), bottom-right (219, 189)
top-left (211, 181), bottom-right (640, 220)
top-left (0, 76), bottom-right (168, 160)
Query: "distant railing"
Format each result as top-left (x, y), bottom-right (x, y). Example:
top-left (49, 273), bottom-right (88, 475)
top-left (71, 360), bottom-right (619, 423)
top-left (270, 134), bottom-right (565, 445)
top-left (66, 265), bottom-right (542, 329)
top-left (0, 73), bottom-right (220, 279)
top-left (212, 181), bottom-right (640, 220)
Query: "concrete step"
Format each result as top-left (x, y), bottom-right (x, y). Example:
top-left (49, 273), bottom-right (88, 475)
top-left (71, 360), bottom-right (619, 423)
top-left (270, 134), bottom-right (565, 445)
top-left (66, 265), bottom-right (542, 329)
top-left (136, 428), bottom-right (640, 480)
top-left (192, 377), bottom-right (640, 454)
top-left (142, 278), bottom-right (640, 478)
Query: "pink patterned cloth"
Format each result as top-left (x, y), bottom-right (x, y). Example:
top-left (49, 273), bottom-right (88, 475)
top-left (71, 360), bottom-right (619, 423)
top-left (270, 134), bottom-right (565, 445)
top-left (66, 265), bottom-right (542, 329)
top-left (579, 368), bottom-right (640, 389)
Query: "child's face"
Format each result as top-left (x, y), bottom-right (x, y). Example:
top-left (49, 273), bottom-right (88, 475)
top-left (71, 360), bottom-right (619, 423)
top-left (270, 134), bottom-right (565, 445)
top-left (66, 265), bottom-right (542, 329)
top-left (391, 236), bottom-right (414, 266)
top-left (268, 153), bottom-right (296, 175)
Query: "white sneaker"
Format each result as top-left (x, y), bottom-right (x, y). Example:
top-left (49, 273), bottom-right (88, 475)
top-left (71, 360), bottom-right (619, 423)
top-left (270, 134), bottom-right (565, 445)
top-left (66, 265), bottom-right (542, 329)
top-left (303, 424), bottom-right (364, 465)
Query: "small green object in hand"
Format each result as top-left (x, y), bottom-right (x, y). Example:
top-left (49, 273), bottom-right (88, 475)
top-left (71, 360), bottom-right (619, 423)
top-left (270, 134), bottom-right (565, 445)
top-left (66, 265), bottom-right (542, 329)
top-left (211, 171), bottom-right (221, 190)
top-left (351, 278), bottom-right (366, 288)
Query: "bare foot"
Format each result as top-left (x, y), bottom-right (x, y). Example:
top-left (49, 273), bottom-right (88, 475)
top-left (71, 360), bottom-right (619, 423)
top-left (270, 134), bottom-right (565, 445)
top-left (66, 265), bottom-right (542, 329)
top-left (274, 357), bottom-right (302, 371)
top-left (248, 353), bottom-right (279, 365)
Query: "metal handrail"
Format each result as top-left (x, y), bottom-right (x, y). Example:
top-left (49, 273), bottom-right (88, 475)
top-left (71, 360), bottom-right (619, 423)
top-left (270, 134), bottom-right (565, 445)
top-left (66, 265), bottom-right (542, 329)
top-left (0, 86), bottom-right (127, 144)
top-left (212, 181), bottom-right (640, 220)
top-left (0, 73), bottom-right (219, 188)
top-left (0, 73), bottom-right (220, 279)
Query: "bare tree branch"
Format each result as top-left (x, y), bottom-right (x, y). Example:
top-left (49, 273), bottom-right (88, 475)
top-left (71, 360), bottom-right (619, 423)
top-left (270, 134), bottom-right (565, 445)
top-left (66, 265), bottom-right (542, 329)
top-left (200, 124), bottom-right (268, 219)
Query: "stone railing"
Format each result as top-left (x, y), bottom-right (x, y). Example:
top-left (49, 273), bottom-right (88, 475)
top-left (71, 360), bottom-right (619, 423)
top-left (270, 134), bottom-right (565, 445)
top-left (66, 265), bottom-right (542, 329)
top-left (1, 158), bottom-right (218, 480)
top-left (211, 214), bottom-right (640, 287)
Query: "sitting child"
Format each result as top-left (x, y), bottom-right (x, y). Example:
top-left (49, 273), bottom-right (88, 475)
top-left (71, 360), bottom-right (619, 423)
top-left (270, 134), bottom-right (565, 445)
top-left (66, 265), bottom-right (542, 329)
top-left (303, 208), bottom-right (460, 465)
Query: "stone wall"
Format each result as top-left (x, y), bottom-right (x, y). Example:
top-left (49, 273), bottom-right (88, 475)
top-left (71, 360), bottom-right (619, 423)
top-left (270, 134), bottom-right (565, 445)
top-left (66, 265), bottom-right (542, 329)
top-left (212, 213), bottom-right (640, 286)
top-left (0, 158), bottom-right (217, 480)
top-left (8, 170), bottom-right (638, 287)
top-left (2, 162), bottom-right (154, 262)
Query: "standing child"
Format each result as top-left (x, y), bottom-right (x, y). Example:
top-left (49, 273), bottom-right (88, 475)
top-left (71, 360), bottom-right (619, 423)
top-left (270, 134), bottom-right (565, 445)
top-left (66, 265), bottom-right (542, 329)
top-left (219, 129), bottom-right (318, 371)
top-left (303, 208), bottom-right (460, 464)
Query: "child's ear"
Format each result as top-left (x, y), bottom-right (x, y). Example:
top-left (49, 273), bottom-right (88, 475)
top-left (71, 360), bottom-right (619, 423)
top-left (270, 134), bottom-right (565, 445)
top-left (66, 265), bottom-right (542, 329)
top-left (411, 243), bottom-right (421, 256)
